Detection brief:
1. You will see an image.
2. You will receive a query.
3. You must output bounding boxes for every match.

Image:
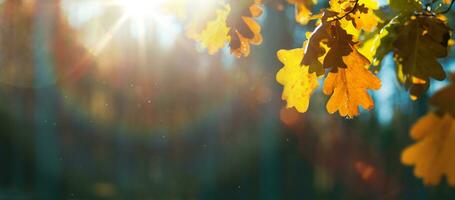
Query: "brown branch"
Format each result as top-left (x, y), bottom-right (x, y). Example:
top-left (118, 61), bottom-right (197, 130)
top-left (438, 0), bottom-right (454, 14)
top-left (334, 0), bottom-right (359, 20)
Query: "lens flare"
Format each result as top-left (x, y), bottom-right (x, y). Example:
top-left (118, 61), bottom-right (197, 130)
top-left (117, 0), bottom-right (166, 19)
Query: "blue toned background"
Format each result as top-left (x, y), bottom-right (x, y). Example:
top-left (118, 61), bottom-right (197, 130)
top-left (0, 0), bottom-right (455, 199)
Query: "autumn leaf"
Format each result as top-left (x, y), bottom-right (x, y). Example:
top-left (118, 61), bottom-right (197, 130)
top-left (298, 7), bottom-right (382, 118)
top-left (185, 1), bottom-right (226, 53)
top-left (276, 48), bottom-right (319, 112)
top-left (184, 0), bottom-right (263, 57)
top-left (301, 3), bottom-right (378, 73)
top-left (359, 15), bottom-right (406, 68)
top-left (401, 112), bottom-right (455, 186)
top-left (402, 75), bottom-right (455, 186)
top-left (323, 48), bottom-right (381, 118)
top-left (345, 0), bottom-right (379, 32)
top-left (389, 0), bottom-right (422, 14)
top-left (300, 16), bottom-right (332, 73)
top-left (227, 0), bottom-right (263, 57)
top-left (302, 17), bottom-right (358, 73)
top-left (259, 0), bottom-right (316, 24)
top-left (329, 0), bottom-right (380, 32)
top-left (323, 22), bottom-right (357, 72)
top-left (393, 15), bottom-right (451, 99)
top-left (287, 0), bottom-right (316, 25)
top-left (429, 74), bottom-right (455, 118)
top-left (301, 12), bottom-right (350, 72)
top-left (188, 5), bottom-right (231, 55)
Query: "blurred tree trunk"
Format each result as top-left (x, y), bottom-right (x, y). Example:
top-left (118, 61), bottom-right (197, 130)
top-left (33, 0), bottom-right (62, 199)
top-left (256, 7), bottom-right (291, 200)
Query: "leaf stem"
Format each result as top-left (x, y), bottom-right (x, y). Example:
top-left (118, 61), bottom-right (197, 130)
top-left (437, 0), bottom-right (454, 14)
top-left (334, 0), bottom-right (359, 20)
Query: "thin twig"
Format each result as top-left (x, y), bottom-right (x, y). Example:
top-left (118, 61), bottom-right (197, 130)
top-left (438, 0), bottom-right (454, 14)
top-left (334, 0), bottom-right (359, 20)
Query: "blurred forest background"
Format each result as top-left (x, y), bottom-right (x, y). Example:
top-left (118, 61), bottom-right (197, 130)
top-left (1, 0), bottom-right (455, 199)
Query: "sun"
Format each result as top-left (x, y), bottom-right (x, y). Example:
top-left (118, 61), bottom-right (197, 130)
top-left (116, 0), bottom-right (167, 20)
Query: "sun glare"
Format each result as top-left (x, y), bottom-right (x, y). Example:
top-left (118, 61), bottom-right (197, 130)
top-left (62, 0), bottom-right (219, 57)
top-left (117, 0), bottom-right (166, 19)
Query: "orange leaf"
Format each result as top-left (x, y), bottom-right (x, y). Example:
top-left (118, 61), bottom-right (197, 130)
top-left (323, 48), bottom-right (381, 118)
top-left (227, 2), bottom-right (263, 57)
top-left (402, 113), bottom-right (455, 186)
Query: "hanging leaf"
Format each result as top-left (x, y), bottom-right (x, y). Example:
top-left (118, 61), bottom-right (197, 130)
top-left (188, 5), bottom-right (231, 55)
top-left (389, 0), bottom-right (422, 14)
top-left (227, 0), bottom-right (263, 57)
top-left (287, 0), bottom-right (317, 25)
top-left (276, 48), bottom-right (319, 112)
top-left (402, 75), bottom-right (455, 186)
top-left (323, 48), bottom-right (381, 118)
top-left (328, 0), bottom-right (380, 32)
top-left (359, 15), bottom-right (406, 68)
top-left (401, 112), bottom-right (455, 186)
top-left (260, 0), bottom-right (317, 24)
top-left (393, 15), bottom-right (451, 99)
top-left (429, 74), bottom-right (455, 118)
top-left (297, 3), bottom-right (382, 118)
top-left (301, 11), bottom-right (354, 73)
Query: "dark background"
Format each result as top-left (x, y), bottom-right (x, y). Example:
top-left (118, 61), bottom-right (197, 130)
top-left (1, 0), bottom-right (455, 199)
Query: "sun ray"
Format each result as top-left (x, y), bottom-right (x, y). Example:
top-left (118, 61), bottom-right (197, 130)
top-left (90, 13), bottom-right (129, 56)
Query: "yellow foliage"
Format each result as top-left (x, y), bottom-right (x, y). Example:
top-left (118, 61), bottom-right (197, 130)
top-left (276, 48), bottom-right (319, 113)
top-left (287, 0), bottom-right (317, 25)
top-left (354, 0), bottom-right (379, 32)
top-left (330, 0), bottom-right (379, 32)
top-left (323, 48), bottom-right (381, 118)
top-left (402, 113), bottom-right (455, 186)
top-left (189, 5), bottom-right (231, 55)
top-left (228, 3), bottom-right (263, 58)
top-left (184, 1), bottom-right (263, 57)
top-left (359, 23), bottom-right (391, 63)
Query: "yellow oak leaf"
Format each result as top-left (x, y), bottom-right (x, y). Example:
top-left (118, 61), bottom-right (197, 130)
top-left (429, 74), bottom-right (455, 117)
top-left (330, 0), bottom-right (379, 32)
top-left (287, 0), bottom-right (317, 25)
top-left (276, 48), bottom-right (319, 113)
top-left (323, 48), bottom-right (381, 118)
top-left (189, 5), bottom-right (230, 55)
top-left (351, 0), bottom-right (379, 32)
top-left (184, 0), bottom-right (263, 57)
top-left (185, 2), bottom-right (223, 44)
top-left (401, 112), bottom-right (455, 186)
top-left (329, 0), bottom-right (351, 12)
top-left (227, 2), bottom-right (263, 57)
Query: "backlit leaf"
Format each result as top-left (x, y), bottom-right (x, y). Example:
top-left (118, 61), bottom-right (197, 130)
top-left (389, 0), bottom-right (422, 14)
top-left (189, 5), bottom-right (231, 55)
top-left (402, 112), bottom-right (455, 186)
top-left (393, 15), bottom-right (451, 99)
top-left (429, 74), bottom-right (455, 118)
top-left (287, 0), bottom-right (317, 25)
top-left (227, 0), bottom-right (263, 57)
top-left (345, 0), bottom-right (380, 32)
top-left (302, 16), bottom-right (356, 73)
top-left (323, 48), bottom-right (381, 118)
top-left (276, 48), bottom-right (319, 112)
